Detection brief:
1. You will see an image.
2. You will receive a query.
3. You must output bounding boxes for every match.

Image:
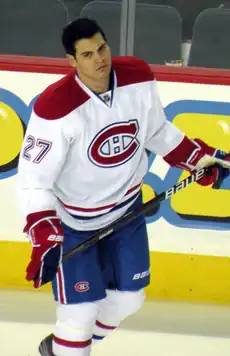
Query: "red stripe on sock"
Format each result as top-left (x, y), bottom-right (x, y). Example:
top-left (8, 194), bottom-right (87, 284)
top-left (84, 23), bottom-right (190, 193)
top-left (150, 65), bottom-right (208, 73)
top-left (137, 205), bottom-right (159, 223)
top-left (53, 335), bottom-right (91, 348)
top-left (96, 320), bottom-right (116, 330)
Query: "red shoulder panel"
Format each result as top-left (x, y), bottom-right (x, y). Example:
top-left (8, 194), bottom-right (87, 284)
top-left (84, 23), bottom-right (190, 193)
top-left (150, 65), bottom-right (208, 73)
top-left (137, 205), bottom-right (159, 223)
top-left (34, 71), bottom-right (89, 120)
top-left (112, 56), bottom-right (155, 87)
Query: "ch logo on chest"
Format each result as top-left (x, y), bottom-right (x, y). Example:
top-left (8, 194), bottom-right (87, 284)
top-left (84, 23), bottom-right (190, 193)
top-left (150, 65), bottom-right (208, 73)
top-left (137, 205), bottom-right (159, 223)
top-left (88, 120), bottom-right (140, 167)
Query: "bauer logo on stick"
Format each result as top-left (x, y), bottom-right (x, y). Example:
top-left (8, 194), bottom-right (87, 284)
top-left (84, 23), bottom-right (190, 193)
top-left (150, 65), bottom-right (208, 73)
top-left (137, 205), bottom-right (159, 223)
top-left (165, 168), bottom-right (206, 200)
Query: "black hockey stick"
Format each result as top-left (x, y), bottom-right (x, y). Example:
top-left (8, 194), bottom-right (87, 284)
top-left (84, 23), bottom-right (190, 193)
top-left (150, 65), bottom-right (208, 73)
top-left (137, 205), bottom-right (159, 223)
top-left (63, 166), bottom-right (210, 261)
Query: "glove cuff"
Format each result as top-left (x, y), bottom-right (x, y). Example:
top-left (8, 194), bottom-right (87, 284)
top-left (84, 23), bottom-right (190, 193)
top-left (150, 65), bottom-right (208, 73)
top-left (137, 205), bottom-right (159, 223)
top-left (23, 210), bottom-right (57, 234)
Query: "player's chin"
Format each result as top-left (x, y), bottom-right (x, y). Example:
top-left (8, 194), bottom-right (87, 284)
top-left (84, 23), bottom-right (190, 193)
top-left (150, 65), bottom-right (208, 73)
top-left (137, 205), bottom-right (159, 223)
top-left (97, 71), bottom-right (109, 79)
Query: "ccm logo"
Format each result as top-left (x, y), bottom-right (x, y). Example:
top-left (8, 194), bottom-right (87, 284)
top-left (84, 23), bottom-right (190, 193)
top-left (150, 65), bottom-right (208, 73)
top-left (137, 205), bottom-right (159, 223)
top-left (75, 282), bottom-right (90, 292)
top-left (47, 235), bottom-right (63, 242)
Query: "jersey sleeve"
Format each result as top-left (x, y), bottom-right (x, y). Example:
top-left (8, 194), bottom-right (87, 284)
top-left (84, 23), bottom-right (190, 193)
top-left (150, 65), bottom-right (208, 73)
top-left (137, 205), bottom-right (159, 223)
top-left (18, 111), bottom-right (72, 217)
top-left (144, 80), bottom-right (184, 156)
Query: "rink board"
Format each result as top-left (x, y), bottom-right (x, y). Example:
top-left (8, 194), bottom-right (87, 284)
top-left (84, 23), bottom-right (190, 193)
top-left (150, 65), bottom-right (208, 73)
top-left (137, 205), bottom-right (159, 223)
top-left (1, 56), bottom-right (230, 304)
top-left (2, 240), bottom-right (230, 304)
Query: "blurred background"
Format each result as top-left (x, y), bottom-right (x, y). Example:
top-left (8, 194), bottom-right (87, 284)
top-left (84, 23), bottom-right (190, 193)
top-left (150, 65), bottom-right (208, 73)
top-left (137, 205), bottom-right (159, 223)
top-left (1, 0), bottom-right (230, 69)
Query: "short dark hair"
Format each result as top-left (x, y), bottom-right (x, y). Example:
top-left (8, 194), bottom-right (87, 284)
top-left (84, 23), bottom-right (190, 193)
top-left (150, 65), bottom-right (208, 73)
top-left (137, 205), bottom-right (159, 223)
top-left (62, 18), bottom-right (107, 56)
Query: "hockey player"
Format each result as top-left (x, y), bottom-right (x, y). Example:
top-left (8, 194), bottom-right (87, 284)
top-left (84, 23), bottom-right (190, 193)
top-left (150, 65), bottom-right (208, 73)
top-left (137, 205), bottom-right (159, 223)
top-left (18, 18), bottom-right (230, 356)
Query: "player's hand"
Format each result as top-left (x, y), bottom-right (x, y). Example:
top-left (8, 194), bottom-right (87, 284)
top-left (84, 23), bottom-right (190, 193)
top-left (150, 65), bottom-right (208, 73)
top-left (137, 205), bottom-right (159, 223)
top-left (23, 210), bottom-right (64, 288)
top-left (188, 139), bottom-right (230, 186)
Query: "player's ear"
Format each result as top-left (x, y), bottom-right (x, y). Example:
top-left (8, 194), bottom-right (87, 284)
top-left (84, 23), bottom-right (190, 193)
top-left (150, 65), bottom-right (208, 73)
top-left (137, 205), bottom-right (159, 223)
top-left (66, 54), bottom-right (78, 69)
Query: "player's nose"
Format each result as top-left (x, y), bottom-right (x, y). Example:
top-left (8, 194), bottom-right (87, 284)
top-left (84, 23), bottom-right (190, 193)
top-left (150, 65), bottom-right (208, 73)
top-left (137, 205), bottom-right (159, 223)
top-left (95, 51), bottom-right (104, 63)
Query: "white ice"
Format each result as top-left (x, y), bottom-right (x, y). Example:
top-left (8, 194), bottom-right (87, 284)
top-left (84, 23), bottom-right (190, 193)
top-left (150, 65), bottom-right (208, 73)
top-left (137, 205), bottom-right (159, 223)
top-left (1, 289), bottom-right (230, 356)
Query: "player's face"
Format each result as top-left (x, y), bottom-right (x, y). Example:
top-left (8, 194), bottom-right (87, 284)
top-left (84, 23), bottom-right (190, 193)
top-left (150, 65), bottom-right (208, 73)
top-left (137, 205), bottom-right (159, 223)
top-left (70, 33), bottom-right (112, 82)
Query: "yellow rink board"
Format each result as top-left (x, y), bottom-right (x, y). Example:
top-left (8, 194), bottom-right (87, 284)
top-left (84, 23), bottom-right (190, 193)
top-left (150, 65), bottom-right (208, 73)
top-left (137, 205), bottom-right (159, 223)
top-left (2, 240), bottom-right (230, 304)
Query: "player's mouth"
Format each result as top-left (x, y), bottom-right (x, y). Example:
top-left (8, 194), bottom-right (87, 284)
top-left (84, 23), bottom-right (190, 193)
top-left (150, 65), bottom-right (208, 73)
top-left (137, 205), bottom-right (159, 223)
top-left (97, 64), bottom-right (107, 71)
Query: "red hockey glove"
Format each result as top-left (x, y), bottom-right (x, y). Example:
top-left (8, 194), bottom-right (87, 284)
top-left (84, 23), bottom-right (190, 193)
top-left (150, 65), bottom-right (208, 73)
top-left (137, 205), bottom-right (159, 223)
top-left (24, 210), bottom-right (64, 288)
top-left (164, 137), bottom-right (230, 186)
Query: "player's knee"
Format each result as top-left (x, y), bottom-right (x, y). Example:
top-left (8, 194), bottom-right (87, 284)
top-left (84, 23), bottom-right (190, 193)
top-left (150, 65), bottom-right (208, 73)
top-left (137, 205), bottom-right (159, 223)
top-left (55, 302), bottom-right (100, 340)
top-left (107, 289), bottom-right (145, 319)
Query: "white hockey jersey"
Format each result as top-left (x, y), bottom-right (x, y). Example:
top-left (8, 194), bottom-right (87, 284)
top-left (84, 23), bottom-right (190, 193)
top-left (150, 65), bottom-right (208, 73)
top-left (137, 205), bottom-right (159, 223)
top-left (18, 56), bottom-right (184, 230)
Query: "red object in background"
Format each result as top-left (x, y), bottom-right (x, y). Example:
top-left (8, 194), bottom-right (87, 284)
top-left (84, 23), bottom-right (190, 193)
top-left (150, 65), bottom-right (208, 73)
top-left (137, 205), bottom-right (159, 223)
top-left (1, 54), bottom-right (230, 85)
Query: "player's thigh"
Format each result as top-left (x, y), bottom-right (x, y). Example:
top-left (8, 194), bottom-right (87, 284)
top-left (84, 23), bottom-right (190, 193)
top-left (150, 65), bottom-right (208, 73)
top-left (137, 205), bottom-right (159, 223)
top-left (114, 213), bottom-right (150, 290)
top-left (99, 212), bottom-right (150, 291)
top-left (52, 223), bottom-right (106, 304)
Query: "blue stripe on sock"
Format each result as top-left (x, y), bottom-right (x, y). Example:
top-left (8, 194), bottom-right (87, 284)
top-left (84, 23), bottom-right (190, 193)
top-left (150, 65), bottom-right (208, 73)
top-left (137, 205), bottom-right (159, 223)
top-left (92, 334), bottom-right (105, 340)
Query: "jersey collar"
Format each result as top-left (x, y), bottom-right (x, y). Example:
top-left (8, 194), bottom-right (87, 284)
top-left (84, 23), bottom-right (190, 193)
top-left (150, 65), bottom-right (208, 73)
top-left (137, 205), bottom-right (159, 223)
top-left (74, 68), bottom-right (117, 108)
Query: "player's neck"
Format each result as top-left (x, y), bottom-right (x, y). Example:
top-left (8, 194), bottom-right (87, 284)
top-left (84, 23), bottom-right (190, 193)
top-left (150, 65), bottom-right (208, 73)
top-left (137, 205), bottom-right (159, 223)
top-left (78, 73), bottom-right (110, 94)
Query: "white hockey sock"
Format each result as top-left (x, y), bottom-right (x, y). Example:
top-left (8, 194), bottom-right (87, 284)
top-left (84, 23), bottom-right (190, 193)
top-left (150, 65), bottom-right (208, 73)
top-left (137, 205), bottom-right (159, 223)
top-left (92, 320), bottom-right (117, 344)
top-left (53, 302), bottom-right (100, 356)
top-left (92, 289), bottom-right (145, 344)
top-left (53, 335), bottom-right (92, 356)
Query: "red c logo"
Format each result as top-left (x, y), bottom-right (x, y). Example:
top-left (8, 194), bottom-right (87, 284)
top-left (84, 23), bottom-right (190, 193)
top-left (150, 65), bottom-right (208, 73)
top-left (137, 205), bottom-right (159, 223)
top-left (88, 120), bottom-right (140, 167)
top-left (75, 282), bottom-right (90, 292)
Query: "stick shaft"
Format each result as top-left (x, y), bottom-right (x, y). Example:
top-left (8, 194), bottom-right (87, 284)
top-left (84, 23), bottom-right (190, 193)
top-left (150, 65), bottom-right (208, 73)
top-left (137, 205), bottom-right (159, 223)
top-left (63, 167), bottom-right (207, 261)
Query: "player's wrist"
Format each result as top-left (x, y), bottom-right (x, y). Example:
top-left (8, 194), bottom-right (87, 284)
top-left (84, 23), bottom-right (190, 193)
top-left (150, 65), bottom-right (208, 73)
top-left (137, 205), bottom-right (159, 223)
top-left (24, 210), bottom-right (58, 230)
top-left (23, 210), bottom-right (64, 246)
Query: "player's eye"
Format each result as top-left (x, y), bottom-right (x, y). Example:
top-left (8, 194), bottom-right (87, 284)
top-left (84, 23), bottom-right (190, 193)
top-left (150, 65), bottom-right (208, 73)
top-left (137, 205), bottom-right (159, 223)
top-left (98, 44), bottom-right (106, 52)
top-left (83, 53), bottom-right (92, 58)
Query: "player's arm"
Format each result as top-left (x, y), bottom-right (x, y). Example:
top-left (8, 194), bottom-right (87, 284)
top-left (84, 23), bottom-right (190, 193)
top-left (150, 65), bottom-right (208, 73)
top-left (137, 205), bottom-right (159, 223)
top-left (18, 111), bottom-right (71, 288)
top-left (18, 112), bottom-right (70, 214)
top-left (144, 80), bottom-right (230, 185)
